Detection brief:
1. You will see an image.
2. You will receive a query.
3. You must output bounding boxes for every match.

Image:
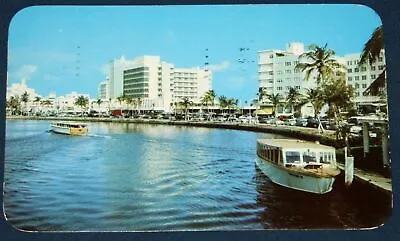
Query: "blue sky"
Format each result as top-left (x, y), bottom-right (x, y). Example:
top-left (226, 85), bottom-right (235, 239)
top-left (7, 4), bottom-right (382, 103)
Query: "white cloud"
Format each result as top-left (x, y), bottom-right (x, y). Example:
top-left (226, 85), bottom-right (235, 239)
top-left (208, 61), bottom-right (230, 72)
top-left (14, 65), bottom-right (38, 82)
top-left (99, 56), bottom-right (137, 76)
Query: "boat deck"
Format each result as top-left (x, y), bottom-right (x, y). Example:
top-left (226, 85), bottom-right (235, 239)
top-left (257, 139), bottom-right (335, 150)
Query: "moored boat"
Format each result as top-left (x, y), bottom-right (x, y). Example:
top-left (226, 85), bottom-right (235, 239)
top-left (50, 122), bottom-right (88, 136)
top-left (256, 139), bottom-right (340, 194)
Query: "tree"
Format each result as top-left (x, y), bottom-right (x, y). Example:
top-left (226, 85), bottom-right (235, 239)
top-left (117, 94), bottom-right (126, 116)
top-left (359, 25), bottom-right (384, 65)
top-left (136, 97), bottom-right (142, 115)
top-left (286, 87), bottom-right (302, 114)
top-left (218, 96), bottom-right (228, 114)
top-left (75, 96), bottom-right (89, 116)
top-left (267, 93), bottom-right (282, 117)
top-left (21, 91), bottom-right (29, 115)
top-left (179, 97), bottom-right (193, 120)
top-left (96, 98), bottom-right (103, 112)
top-left (359, 25), bottom-right (387, 113)
top-left (321, 77), bottom-right (355, 139)
top-left (295, 43), bottom-right (346, 85)
top-left (257, 87), bottom-right (268, 103)
top-left (226, 98), bottom-right (238, 114)
top-left (7, 96), bottom-right (21, 115)
top-left (304, 88), bottom-right (325, 133)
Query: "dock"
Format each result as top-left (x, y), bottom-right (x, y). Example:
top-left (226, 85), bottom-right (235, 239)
top-left (337, 163), bottom-right (392, 196)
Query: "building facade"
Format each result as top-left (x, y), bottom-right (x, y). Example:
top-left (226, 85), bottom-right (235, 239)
top-left (343, 50), bottom-right (386, 103)
top-left (258, 42), bottom-right (317, 100)
top-left (120, 55), bottom-right (212, 113)
top-left (98, 80), bottom-right (109, 100)
top-left (258, 42), bottom-right (386, 106)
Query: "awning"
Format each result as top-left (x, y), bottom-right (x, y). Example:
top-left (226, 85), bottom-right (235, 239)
top-left (254, 108), bottom-right (273, 115)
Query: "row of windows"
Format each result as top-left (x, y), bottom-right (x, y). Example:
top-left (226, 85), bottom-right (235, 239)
top-left (349, 83), bottom-right (368, 89)
top-left (124, 88), bottom-right (149, 94)
top-left (124, 67), bottom-right (149, 74)
top-left (348, 74), bottom-right (378, 81)
top-left (124, 83), bottom-right (149, 88)
top-left (125, 93), bottom-right (149, 98)
top-left (347, 57), bottom-right (384, 66)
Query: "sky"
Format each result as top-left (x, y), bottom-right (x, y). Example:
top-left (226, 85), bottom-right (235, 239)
top-left (7, 4), bottom-right (382, 103)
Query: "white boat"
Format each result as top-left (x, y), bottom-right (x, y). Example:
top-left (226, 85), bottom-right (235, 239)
top-left (50, 122), bottom-right (88, 136)
top-left (256, 139), bottom-right (340, 194)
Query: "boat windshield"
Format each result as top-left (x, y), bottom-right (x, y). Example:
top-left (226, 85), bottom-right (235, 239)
top-left (319, 152), bottom-right (334, 164)
top-left (303, 151), bottom-right (317, 163)
top-left (286, 151), bottom-right (301, 164)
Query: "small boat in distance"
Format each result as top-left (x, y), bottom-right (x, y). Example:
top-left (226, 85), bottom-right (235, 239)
top-left (256, 139), bottom-right (340, 194)
top-left (50, 122), bottom-right (88, 136)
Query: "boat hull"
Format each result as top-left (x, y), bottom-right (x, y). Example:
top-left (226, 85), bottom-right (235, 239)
top-left (51, 125), bottom-right (88, 136)
top-left (255, 157), bottom-right (335, 194)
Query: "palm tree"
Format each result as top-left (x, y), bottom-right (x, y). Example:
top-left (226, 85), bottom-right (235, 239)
top-left (359, 25), bottom-right (387, 109)
top-left (7, 96), bottom-right (21, 115)
top-left (136, 97), bottom-right (142, 115)
top-left (359, 25), bottom-right (384, 65)
top-left (295, 43), bottom-right (345, 85)
top-left (116, 94), bottom-right (126, 116)
top-left (286, 87), bottom-right (302, 115)
top-left (218, 96), bottom-right (228, 114)
top-left (180, 97), bottom-right (193, 120)
top-left (21, 91), bottom-right (29, 115)
top-left (226, 98), bottom-right (238, 114)
top-left (75, 96), bottom-right (89, 116)
top-left (267, 93), bottom-right (282, 117)
top-left (304, 88), bottom-right (325, 132)
top-left (96, 98), bottom-right (103, 112)
top-left (257, 87), bottom-right (268, 103)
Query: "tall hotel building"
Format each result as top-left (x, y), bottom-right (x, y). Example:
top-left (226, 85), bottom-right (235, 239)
top-left (258, 42), bottom-right (386, 104)
top-left (258, 42), bottom-right (317, 99)
top-left (344, 50), bottom-right (386, 103)
top-left (97, 80), bottom-right (109, 100)
top-left (108, 55), bottom-right (212, 113)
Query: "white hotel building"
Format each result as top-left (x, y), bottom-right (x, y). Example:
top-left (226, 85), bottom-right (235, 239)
top-left (108, 55), bottom-right (212, 113)
top-left (258, 42), bottom-right (386, 105)
top-left (258, 42), bottom-right (317, 99)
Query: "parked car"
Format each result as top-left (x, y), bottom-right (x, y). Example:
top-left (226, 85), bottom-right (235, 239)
top-left (306, 117), bottom-right (319, 128)
top-left (296, 118), bottom-right (308, 127)
top-left (285, 118), bottom-right (296, 126)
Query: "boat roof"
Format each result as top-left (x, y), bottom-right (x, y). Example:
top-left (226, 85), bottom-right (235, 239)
top-left (257, 139), bottom-right (335, 150)
top-left (52, 121), bottom-right (87, 126)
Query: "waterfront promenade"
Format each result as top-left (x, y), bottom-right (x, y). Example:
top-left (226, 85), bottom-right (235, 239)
top-left (5, 115), bottom-right (392, 195)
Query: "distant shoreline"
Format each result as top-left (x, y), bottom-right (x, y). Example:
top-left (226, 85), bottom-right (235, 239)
top-left (6, 115), bottom-right (341, 147)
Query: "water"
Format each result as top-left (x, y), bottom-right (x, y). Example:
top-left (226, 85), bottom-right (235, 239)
top-left (3, 120), bottom-right (392, 231)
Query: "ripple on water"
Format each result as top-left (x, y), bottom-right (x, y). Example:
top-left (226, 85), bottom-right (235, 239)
top-left (4, 120), bottom-right (392, 231)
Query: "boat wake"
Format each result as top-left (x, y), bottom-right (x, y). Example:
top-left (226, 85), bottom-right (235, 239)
top-left (87, 134), bottom-right (112, 139)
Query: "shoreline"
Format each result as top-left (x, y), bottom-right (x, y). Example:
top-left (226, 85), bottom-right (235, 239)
top-left (5, 115), bottom-right (392, 195)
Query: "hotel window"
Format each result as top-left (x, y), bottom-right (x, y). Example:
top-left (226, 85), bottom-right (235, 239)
top-left (268, 71), bottom-right (274, 75)
top-left (355, 83), bottom-right (360, 88)
top-left (294, 61), bottom-right (299, 65)
top-left (379, 57), bottom-right (384, 62)
top-left (294, 69), bottom-right (301, 73)
top-left (277, 70), bottom-right (283, 75)
top-left (347, 69), bottom-right (353, 73)
top-left (355, 92), bottom-right (360, 97)
top-left (348, 77), bottom-right (353, 81)
top-left (285, 69), bottom-right (291, 74)
top-left (355, 68), bottom-right (359, 72)
top-left (296, 86), bottom-right (300, 90)
top-left (378, 65), bottom-right (385, 70)
top-left (277, 79), bottom-right (282, 83)
top-left (353, 60), bottom-right (357, 65)
top-left (277, 87), bottom-right (283, 90)
top-left (362, 75), bottom-right (367, 80)
top-left (347, 61), bottom-right (352, 65)
top-left (361, 66), bottom-right (367, 72)
top-left (285, 62), bottom-right (291, 66)
top-left (362, 84), bottom-right (367, 88)
top-left (371, 66), bottom-right (376, 71)
top-left (270, 54), bottom-right (274, 58)
top-left (355, 76), bottom-right (360, 81)
top-left (371, 74), bottom-right (376, 79)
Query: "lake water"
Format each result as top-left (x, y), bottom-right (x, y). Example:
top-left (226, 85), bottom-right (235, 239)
top-left (3, 120), bottom-right (392, 231)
